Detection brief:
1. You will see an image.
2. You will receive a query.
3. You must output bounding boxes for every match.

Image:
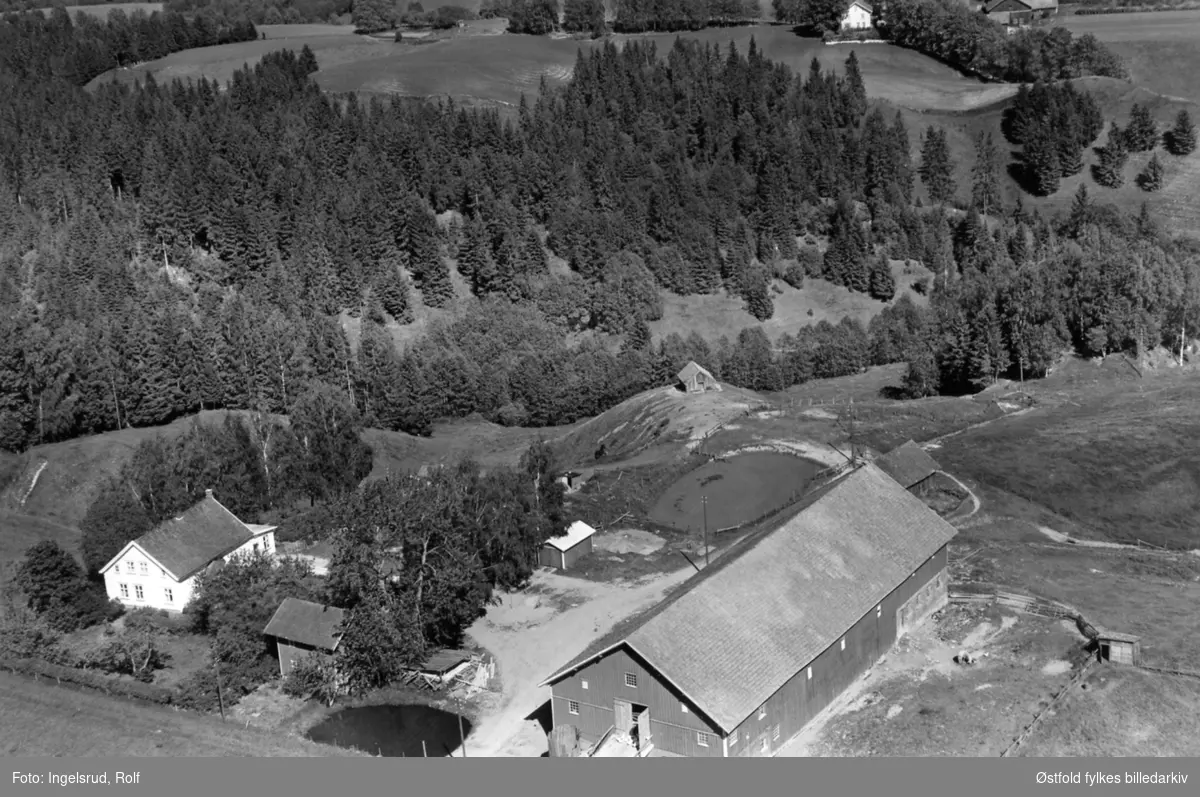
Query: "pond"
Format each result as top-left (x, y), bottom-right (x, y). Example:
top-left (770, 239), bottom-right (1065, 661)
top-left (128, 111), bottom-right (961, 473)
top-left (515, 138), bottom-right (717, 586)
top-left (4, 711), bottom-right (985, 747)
top-left (649, 452), bottom-right (825, 533)
top-left (306, 704), bottom-right (472, 758)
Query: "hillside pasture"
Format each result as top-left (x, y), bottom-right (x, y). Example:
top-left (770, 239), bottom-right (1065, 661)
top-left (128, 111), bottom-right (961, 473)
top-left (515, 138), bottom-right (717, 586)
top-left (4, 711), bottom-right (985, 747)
top-left (1058, 10), bottom-right (1200, 104)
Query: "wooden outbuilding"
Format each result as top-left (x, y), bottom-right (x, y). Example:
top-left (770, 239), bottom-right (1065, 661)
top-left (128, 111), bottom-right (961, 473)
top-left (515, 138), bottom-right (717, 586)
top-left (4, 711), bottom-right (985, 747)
top-left (676, 361), bottom-right (721, 394)
top-left (540, 463), bottom-right (958, 758)
top-left (1094, 628), bottom-right (1141, 666)
top-left (263, 598), bottom-right (345, 677)
top-left (539, 521), bottom-right (598, 571)
top-left (874, 441), bottom-right (941, 496)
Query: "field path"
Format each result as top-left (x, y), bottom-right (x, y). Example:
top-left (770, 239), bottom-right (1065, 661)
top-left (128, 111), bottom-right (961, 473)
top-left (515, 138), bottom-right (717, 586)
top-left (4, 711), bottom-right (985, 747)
top-left (939, 471), bottom-right (981, 522)
top-left (462, 566), bottom-right (693, 757)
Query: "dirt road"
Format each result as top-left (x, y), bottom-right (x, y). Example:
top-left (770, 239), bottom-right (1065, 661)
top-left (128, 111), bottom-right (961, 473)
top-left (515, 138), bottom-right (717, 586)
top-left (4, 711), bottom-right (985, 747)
top-left (462, 566), bottom-right (694, 757)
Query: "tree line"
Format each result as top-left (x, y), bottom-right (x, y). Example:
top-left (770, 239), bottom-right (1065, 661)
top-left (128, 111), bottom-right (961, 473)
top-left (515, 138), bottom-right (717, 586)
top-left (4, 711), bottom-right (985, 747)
top-left (881, 0), bottom-right (1127, 83)
top-left (0, 4), bottom-right (257, 86)
top-left (167, 0), bottom-right (352, 26)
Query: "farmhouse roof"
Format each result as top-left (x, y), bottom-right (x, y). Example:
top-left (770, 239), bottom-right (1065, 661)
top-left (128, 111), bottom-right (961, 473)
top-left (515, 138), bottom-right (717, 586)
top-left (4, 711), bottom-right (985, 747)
top-left (263, 598), bottom-right (345, 652)
top-left (539, 463), bottom-right (958, 732)
top-left (677, 361), bottom-right (713, 383)
top-left (101, 491), bottom-right (275, 581)
top-left (545, 520), bottom-right (597, 552)
top-left (874, 441), bottom-right (940, 489)
top-left (848, 0), bottom-right (873, 11)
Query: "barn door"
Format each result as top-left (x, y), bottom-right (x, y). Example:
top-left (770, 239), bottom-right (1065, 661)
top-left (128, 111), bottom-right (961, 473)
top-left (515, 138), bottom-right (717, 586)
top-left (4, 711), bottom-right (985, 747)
top-left (636, 709), bottom-right (651, 750)
top-left (614, 699), bottom-right (633, 734)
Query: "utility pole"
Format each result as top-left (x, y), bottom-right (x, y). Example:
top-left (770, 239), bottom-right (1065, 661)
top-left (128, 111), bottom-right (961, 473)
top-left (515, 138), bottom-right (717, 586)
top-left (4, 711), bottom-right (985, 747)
top-left (702, 495), bottom-right (709, 568)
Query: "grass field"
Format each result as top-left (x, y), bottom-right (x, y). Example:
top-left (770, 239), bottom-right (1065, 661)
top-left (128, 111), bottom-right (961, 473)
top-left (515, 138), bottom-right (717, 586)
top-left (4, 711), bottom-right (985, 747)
top-left (0, 671), bottom-right (363, 756)
top-left (934, 368), bottom-right (1200, 551)
top-left (647, 451), bottom-right (823, 532)
top-left (0, 509), bottom-right (80, 566)
top-left (1059, 10), bottom-right (1200, 103)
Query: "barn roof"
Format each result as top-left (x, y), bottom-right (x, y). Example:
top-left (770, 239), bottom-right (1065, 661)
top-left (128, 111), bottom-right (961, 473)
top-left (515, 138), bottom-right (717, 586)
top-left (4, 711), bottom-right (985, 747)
top-left (540, 463), bottom-right (958, 732)
top-left (874, 441), bottom-right (940, 489)
top-left (101, 491), bottom-right (274, 581)
top-left (545, 520), bottom-right (597, 552)
top-left (263, 598), bottom-right (346, 652)
top-left (1094, 627), bottom-right (1141, 643)
top-left (676, 361), bottom-right (713, 383)
top-left (986, 0), bottom-right (1056, 11)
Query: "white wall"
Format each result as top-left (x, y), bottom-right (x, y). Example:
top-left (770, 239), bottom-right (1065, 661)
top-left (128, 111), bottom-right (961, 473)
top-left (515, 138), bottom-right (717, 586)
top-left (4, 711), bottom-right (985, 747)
top-left (224, 530), bottom-right (276, 563)
top-left (104, 545), bottom-right (196, 613)
top-left (842, 5), bottom-right (872, 29)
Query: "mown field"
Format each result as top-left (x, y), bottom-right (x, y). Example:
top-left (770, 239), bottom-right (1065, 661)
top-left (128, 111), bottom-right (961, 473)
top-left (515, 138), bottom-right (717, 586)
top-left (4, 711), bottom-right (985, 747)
top-left (37, 2), bottom-right (162, 18)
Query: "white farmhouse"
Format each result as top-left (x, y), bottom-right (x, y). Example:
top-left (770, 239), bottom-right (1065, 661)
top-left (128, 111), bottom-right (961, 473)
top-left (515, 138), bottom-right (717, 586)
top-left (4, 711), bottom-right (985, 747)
top-left (841, 0), bottom-right (874, 30)
top-left (100, 489), bottom-right (277, 612)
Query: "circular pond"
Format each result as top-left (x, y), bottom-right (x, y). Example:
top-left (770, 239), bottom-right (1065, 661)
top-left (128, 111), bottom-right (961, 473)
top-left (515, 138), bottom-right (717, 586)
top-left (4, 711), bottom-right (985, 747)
top-left (649, 452), bottom-right (824, 532)
top-left (306, 704), bottom-right (472, 758)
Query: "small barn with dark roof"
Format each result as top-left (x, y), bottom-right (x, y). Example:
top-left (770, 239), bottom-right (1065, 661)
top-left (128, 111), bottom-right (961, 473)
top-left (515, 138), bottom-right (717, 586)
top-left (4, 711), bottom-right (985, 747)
top-left (676, 361), bottom-right (720, 394)
top-left (264, 598), bottom-right (346, 677)
top-left (539, 463), bottom-right (957, 758)
top-left (874, 441), bottom-right (941, 495)
top-left (100, 489), bottom-right (277, 613)
top-left (983, 0), bottom-right (1058, 26)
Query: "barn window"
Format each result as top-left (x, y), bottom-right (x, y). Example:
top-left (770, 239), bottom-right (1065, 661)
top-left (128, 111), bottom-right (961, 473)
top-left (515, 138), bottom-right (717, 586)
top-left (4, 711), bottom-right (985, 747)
top-left (681, 704), bottom-right (689, 714)
top-left (139, 562), bottom-right (148, 575)
top-left (696, 732), bottom-right (709, 747)
top-left (164, 588), bottom-right (173, 603)
top-left (568, 700), bottom-right (579, 715)
top-left (761, 737), bottom-right (769, 753)
top-left (876, 605), bottom-right (882, 618)
top-left (119, 584), bottom-right (129, 598)
top-left (807, 666), bottom-right (813, 680)
top-left (840, 638), bottom-right (846, 651)
top-left (773, 724), bottom-right (781, 741)
top-left (134, 585), bottom-right (144, 600)
top-left (581, 679), bottom-right (588, 690)
top-left (757, 704), bottom-right (766, 720)
top-left (729, 730), bottom-right (738, 746)
top-left (624, 672), bottom-right (638, 688)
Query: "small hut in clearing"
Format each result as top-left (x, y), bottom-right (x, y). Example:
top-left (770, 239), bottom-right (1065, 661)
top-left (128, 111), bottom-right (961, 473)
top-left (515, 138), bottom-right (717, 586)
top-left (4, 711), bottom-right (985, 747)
top-left (677, 361), bottom-right (720, 394)
top-left (540, 520), bottom-right (597, 571)
top-left (875, 441), bottom-right (941, 495)
top-left (1094, 628), bottom-right (1141, 666)
top-left (263, 598), bottom-right (345, 677)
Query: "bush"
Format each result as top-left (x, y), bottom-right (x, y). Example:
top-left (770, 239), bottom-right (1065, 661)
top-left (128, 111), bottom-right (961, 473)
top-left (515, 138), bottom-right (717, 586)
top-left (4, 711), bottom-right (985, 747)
top-left (123, 607), bottom-right (191, 636)
top-left (0, 655), bottom-right (175, 704)
top-left (783, 264), bottom-right (806, 289)
top-left (281, 656), bottom-right (342, 705)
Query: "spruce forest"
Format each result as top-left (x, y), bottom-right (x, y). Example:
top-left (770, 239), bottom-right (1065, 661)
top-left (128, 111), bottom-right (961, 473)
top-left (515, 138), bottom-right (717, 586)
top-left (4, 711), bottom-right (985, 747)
top-left (2, 7), bottom-right (1199, 462)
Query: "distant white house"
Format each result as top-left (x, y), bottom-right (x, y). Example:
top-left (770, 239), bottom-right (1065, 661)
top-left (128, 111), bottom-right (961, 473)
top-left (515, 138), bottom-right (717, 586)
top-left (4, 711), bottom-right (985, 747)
top-left (841, 0), bottom-right (874, 30)
top-left (100, 489), bottom-right (277, 612)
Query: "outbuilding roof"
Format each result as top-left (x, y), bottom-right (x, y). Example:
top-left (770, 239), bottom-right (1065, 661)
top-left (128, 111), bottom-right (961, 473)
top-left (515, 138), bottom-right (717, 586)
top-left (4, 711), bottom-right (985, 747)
top-left (100, 491), bottom-right (276, 581)
top-left (545, 520), bottom-right (597, 552)
top-left (263, 598), bottom-right (346, 652)
top-left (1094, 628), bottom-right (1141, 644)
top-left (540, 463), bottom-right (958, 733)
top-left (874, 441), bottom-right (941, 489)
top-left (676, 361), bottom-right (714, 383)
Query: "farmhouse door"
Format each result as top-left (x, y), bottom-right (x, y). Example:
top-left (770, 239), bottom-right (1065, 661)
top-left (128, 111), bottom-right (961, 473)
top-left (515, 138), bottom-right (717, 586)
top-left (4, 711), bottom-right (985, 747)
top-left (614, 700), bottom-right (633, 734)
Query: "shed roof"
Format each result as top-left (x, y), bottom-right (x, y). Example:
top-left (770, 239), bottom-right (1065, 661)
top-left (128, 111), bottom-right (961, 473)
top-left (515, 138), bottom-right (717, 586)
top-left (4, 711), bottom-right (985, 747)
top-left (540, 463), bottom-right (958, 732)
top-left (874, 441), bottom-right (940, 489)
top-left (545, 520), bottom-right (597, 552)
top-left (676, 361), bottom-right (713, 383)
top-left (1094, 628), bottom-right (1141, 644)
top-left (102, 492), bottom-right (272, 581)
top-left (263, 598), bottom-right (346, 651)
top-left (418, 649), bottom-right (472, 675)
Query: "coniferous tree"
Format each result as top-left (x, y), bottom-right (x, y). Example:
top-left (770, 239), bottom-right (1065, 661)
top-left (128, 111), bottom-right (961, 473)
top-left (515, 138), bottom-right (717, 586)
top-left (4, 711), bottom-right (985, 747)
top-left (1125, 103), bottom-right (1158, 153)
top-left (919, 126), bottom-right (955, 205)
top-left (1137, 152), bottom-right (1165, 192)
top-left (1024, 134), bottom-right (1061, 196)
top-left (1166, 110), bottom-right (1197, 156)
top-left (1094, 124), bottom-right (1129, 189)
top-left (868, 253), bottom-right (896, 301)
top-left (971, 132), bottom-right (1003, 217)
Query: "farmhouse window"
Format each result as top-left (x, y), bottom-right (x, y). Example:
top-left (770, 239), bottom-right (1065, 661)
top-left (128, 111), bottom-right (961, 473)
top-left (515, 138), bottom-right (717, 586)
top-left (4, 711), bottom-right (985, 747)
top-left (139, 562), bottom-right (148, 575)
top-left (119, 584), bottom-right (129, 598)
top-left (126, 561), bottom-right (135, 574)
top-left (681, 704), bottom-right (689, 714)
top-left (581, 680), bottom-right (588, 690)
top-left (729, 730), bottom-right (738, 746)
top-left (164, 588), bottom-right (173, 604)
top-left (773, 725), bottom-right (781, 741)
top-left (134, 585), bottom-right (144, 600)
top-left (840, 638), bottom-right (846, 651)
top-left (624, 672), bottom-right (638, 688)
top-left (696, 732), bottom-right (709, 747)
top-left (569, 700), bottom-right (579, 715)
top-left (253, 543), bottom-right (260, 553)
top-left (757, 705), bottom-right (766, 720)
top-left (807, 666), bottom-right (813, 680)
